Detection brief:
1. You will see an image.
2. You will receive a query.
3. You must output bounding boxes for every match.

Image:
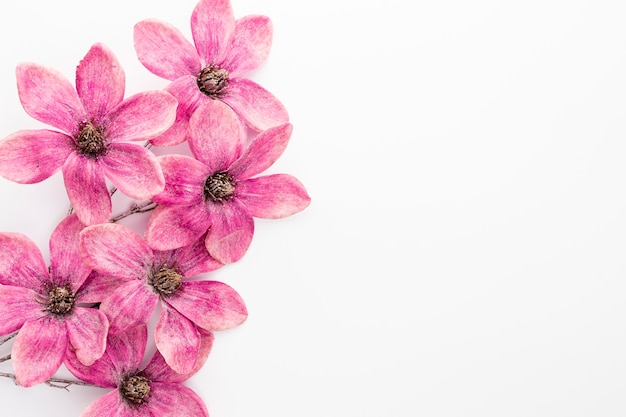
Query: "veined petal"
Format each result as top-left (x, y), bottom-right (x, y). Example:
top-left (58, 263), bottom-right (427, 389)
top-left (66, 307), bottom-right (109, 366)
top-left (222, 15), bottom-right (273, 77)
top-left (62, 153), bottom-right (111, 226)
top-left (16, 63), bottom-right (85, 134)
top-left (153, 154), bottom-right (207, 206)
top-left (65, 347), bottom-right (116, 388)
top-left (170, 233), bottom-right (223, 276)
top-left (0, 286), bottom-right (46, 335)
top-left (191, 0), bottom-right (235, 65)
top-left (237, 174), bottom-right (311, 219)
top-left (106, 91), bottom-right (177, 142)
top-left (0, 232), bottom-right (48, 289)
top-left (147, 383), bottom-right (209, 417)
top-left (13, 317), bottom-right (68, 387)
top-left (155, 302), bottom-right (200, 374)
top-left (205, 200), bottom-right (254, 264)
top-left (188, 100), bottom-right (246, 171)
top-left (80, 390), bottom-right (126, 417)
top-left (134, 19), bottom-right (201, 81)
top-left (76, 271), bottom-right (125, 304)
top-left (146, 205), bottom-right (211, 251)
top-left (101, 142), bottom-right (165, 200)
top-left (49, 214), bottom-right (91, 291)
top-left (106, 324), bottom-right (148, 377)
top-left (222, 77), bottom-right (288, 131)
top-left (229, 123), bottom-right (292, 179)
top-left (168, 280), bottom-right (247, 331)
top-left (100, 281), bottom-right (157, 335)
top-left (76, 43), bottom-right (125, 119)
top-left (0, 130), bottom-right (73, 183)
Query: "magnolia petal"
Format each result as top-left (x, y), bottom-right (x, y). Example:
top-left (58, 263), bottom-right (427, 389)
top-left (152, 154), bottom-right (207, 206)
top-left (49, 214), bottom-right (91, 291)
top-left (222, 77), bottom-right (288, 131)
top-left (0, 129), bottom-right (73, 184)
top-left (0, 286), bottom-right (46, 335)
top-left (80, 390), bottom-right (127, 417)
top-left (101, 143), bottom-right (165, 200)
top-left (66, 307), bottom-right (109, 366)
top-left (191, 0), bottom-right (235, 65)
top-left (76, 43), bottom-right (125, 119)
top-left (106, 324), bottom-right (148, 376)
top-left (16, 63), bottom-right (85, 134)
top-left (65, 346), bottom-right (117, 388)
top-left (100, 281), bottom-right (157, 335)
top-left (229, 123), bottom-right (292, 179)
top-left (237, 174), bottom-right (311, 219)
top-left (171, 233), bottom-right (223, 276)
top-left (76, 271), bottom-right (126, 304)
top-left (146, 205), bottom-right (211, 251)
top-left (155, 302), bottom-right (200, 374)
top-left (147, 383), bottom-right (209, 417)
top-left (13, 317), bottom-right (67, 387)
top-left (222, 15), bottom-right (273, 77)
top-left (0, 232), bottom-right (48, 289)
top-left (62, 153), bottom-right (111, 226)
top-left (188, 100), bottom-right (246, 171)
top-left (205, 200), bottom-right (254, 264)
top-left (168, 280), bottom-right (247, 331)
top-left (134, 19), bottom-right (201, 81)
top-left (106, 91), bottom-right (177, 142)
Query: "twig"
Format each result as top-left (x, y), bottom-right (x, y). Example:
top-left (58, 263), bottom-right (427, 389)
top-left (0, 354), bottom-right (10, 363)
top-left (109, 201), bottom-right (157, 223)
top-left (0, 372), bottom-right (98, 390)
top-left (0, 331), bottom-right (17, 346)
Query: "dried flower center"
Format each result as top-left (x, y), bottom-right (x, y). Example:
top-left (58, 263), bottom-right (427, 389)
top-left (46, 285), bottom-right (75, 316)
top-left (76, 122), bottom-right (107, 158)
top-left (120, 375), bottom-right (151, 404)
top-left (150, 267), bottom-right (183, 296)
top-left (204, 172), bottom-right (235, 202)
top-left (197, 65), bottom-right (229, 97)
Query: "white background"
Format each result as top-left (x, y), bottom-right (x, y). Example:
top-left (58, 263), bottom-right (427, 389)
top-left (1, 0), bottom-right (626, 416)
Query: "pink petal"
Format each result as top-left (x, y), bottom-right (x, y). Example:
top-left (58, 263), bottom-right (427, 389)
top-left (222, 77), bottom-right (288, 131)
top-left (16, 63), bottom-right (85, 134)
top-left (170, 233), bottom-right (223, 276)
top-left (134, 19), bottom-right (201, 81)
top-left (100, 281), bottom-right (157, 334)
top-left (62, 153), bottom-right (111, 226)
top-left (168, 280), bottom-right (247, 331)
top-left (191, 0), bottom-right (235, 65)
top-left (76, 43), bottom-right (125, 119)
top-left (155, 302), bottom-right (200, 374)
top-left (205, 200), bottom-right (254, 264)
top-left (0, 286), bottom-right (46, 334)
top-left (222, 15), bottom-right (273, 77)
top-left (188, 100), bottom-right (246, 171)
top-left (65, 347), bottom-right (116, 388)
top-left (229, 123), bottom-right (292, 179)
top-left (101, 142), bottom-right (165, 199)
top-left (146, 205), bottom-right (211, 251)
top-left (106, 91), bottom-right (177, 142)
top-left (79, 223), bottom-right (153, 281)
top-left (153, 154), bottom-right (207, 206)
top-left (0, 130), bottom-right (73, 183)
top-left (12, 317), bottom-right (67, 387)
top-left (49, 214), bottom-right (91, 291)
top-left (0, 233), bottom-right (48, 289)
top-left (237, 174), bottom-right (311, 219)
top-left (80, 390), bottom-right (128, 417)
top-left (106, 324), bottom-right (148, 377)
top-left (76, 271), bottom-right (126, 304)
top-left (147, 383), bottom-right (209, 417)
top-left (66, 307), bottom-right (109, 366)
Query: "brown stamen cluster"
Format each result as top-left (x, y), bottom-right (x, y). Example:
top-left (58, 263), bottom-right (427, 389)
top-left (120, 375), bottom-right (151, 404)
top-left (196, 65), bottom-right (229, 97)
top-left (46, 285), bottom-right (75, 316)
top-left (204, 171), bottom-right (236, 202)
top-left (76, 122), bottom-right (107, 158)
top-left (150, 267), bottom-right (183, 296)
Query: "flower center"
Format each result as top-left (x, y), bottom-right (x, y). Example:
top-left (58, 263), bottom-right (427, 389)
top-left (46, 285), bottom-right (75, 316)
top-left (120, 375), bottom-right (151, 404)
top-left (150, 267), bottom-right (183, 296)
top-left (204, 172), bottom-right (235, 202)
top-left (76, 122), bottom-right (107, 158)
top-left (196, 65), bottom-right (229, 98)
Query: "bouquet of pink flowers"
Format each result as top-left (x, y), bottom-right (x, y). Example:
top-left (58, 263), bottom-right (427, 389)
top-left (0, 0), bottom-right (310, 415)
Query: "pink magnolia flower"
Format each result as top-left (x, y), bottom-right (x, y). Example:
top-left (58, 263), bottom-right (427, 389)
top-left (79, 222), bottom-right (247, 374)
top-left (134, 0), bottom-right (288, 146)
top-left (0, 43), bottom-right (177, 226)
top-left (146, 100), bottom-right (310, 264)
top-left (66, 324), bottom-right (212, 417)
top-left (0, 214), bottom-right (109, 387)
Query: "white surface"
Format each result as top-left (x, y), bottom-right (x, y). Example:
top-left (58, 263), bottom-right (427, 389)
top-left (2, 0), bottom-right (626, 416)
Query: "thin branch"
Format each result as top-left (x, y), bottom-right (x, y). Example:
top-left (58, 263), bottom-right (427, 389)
top-left (0, 331), bottom-right (17, 346)
top-left (0, 372), bottom-right (98, 390)
top-left (109, 201), bottom-right (157, 223)
top-left (0, 354), bottom-right (10, 363)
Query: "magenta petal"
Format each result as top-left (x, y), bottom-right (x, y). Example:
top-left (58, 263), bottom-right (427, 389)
top-left (146, 205), bottom-right (211, 251)
top-left (66, 307), bottom-right (109, 366)
top-left (147, 383), bottom-right (209, 417)
top-left (155, 302), bottom-right (200, 374)
top-left (100, 281), bottom-right (157, 334)
top-left (76, 272), bottom-right (126, 304)
top-left (0, 130), bottom-right (73, 184)
top-left (191, 0), bottom-right (235, 65)
top-left (134, 19), bottom-right (201, 81)
top-left (63, 153), bottom-right (111, 226)
top-left (229, 123), bottom-right (292, 179)
top-left (65, 346), bottom-right (116, 388)
top-left (106, 91), bottom-right (177, 142)
top-left (0, 233), bottom-right (48, 289)
top-left (222, 15), bottom-right (273, 77)
top-left (101, 142), bottom-right (165, 199)
top-left (0, 286), bottom-right (45, 334)
top-left (222, 77), bottom-right (288, 131)
top-left (153, 155), bottom-right (207, 206)
top-left (49, 214), bottom-right (91, 290)
top-left (13, 317), bottom-right (67, 387)
top-left (168, 280), bottom-right (247, 331)
top-left (80, 390), bottom-right (127, 417)
top-left (188, 100), bottom-right (246, 171)
top-left (106, 324), bottom-right (148, 376)
top-left (205, 200), bottom-right (254, 264)
top-left (76, 43), bottom-right (125, 119)
top-left (171, 234), bottom-right (223, 276)
top-left (237, 174), bottom-right (311, 219)
top-left (16, 63), bottom-right (85, 134)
